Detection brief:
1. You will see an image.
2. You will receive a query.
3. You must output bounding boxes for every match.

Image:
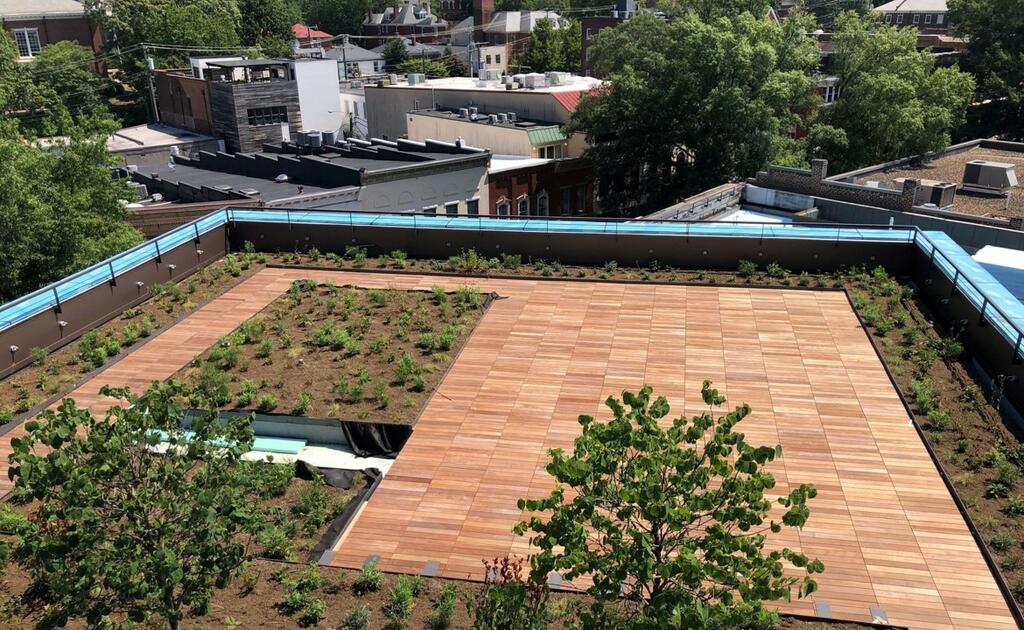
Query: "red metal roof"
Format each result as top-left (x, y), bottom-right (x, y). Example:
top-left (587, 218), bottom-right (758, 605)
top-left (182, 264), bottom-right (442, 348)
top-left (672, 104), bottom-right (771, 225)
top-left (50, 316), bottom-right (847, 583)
top-left (551, 89), bottom-right (600, 114)
top-left (292, 23), bottom-right (333, 40)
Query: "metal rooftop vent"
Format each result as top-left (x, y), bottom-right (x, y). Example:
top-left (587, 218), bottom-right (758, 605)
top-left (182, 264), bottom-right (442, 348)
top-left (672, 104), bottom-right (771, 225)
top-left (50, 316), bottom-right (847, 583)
top-left (275, 174), bottom-right (289, 183)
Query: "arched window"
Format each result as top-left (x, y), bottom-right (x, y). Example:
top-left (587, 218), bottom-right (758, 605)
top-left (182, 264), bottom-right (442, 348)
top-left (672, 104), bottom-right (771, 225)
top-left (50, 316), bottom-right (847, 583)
top-left (496, 197), bottom-right (510, 217)
top-left (536, 190), bottom-right (549, 216)
top-left (517, 194), bottom-right (529, 216)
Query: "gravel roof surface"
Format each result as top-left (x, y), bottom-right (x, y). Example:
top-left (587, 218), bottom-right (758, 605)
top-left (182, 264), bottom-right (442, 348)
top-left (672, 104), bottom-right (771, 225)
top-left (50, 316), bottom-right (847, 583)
top-left (853, 147), bottom-right (1024, 220)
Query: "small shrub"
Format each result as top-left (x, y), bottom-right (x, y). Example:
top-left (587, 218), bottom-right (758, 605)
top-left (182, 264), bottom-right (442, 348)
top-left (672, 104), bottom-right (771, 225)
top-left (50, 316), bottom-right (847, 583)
top-left (238, 318), bottom-right (266, 344)
top-left (1007, 496), bottom-right (1024, 517)
top-left (257, 525), bottom-right (292, 559)
top-left (382, 577), bottom-right (414, 627)
top-left (239, 569), bottom-right (261, 595)
top-left (797, 272), bottom-right (809, 286)
top-left (394, 354), bottom-right (420, 384)
top-left (280, 586), bottom-right (310, 613)
top-left (996, 459), bottom-right (1021, 486)
top-left (29, 347), bottom-right (49, 366)
top-left (926, 409), bottom-right (950, 431)
top-left (257, 394), bottom-right (279, 412)
top-left (860, 303), bottom-right (883, 327)
top-left (390, 250), bottom-right (408, 268)
top-left (235, 379), bottom-right (260, 407)
top-left (292, 391), bottom-right (313, 415)
top-left (909, 378), bottom-right (938, 415)
top-left (737, 259), bottom-right (756, 278)
top-left (352, 560), bottom-right (383, 595)
top-left (374, 379), bottom-right (390, 409)
top-left (295, 475), bottom-right (332, 528)
top-left (295, 562), bottom-right (324, 592)
top-left (892, 310), bottom-right (910, 327)
top-left (990, 531), bottom-right (1016, 552)
top-left (765, 261), bottom-right (787, 279)
top-left (988, 481), bottom-right (1012, 499)
top-left (427, 583), bottom-right (458, 630)
top-left (340, 605), bottom-right (371, 630)
top-left (500, 253), bottom-right (521, 269)
top-left (298, 599), bottom-right (327, 627)
top-left (256, 339), bottom-right (273, 359)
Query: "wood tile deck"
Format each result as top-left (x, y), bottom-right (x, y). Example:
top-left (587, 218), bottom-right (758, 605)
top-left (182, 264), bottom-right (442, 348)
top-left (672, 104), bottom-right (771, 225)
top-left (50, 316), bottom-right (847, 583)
top-left (0, 268), bottom-right (1013, 629)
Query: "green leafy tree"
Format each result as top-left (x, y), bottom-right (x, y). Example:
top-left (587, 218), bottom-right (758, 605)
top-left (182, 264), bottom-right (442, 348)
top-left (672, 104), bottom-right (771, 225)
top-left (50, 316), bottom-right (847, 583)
top-left (237, 0), bottom-right (300, 53)
top-left (398, 57), bottom-right (449, 77)
top-left (810, 12), bottom-right (975, 170)
top-left (656, 0), bottom-right (770, 21)
top-left (301, 0), bottom-right (375, 35)
top-left (0, 30), bottom-right (66, 135)
top-left (521, 18), bottom-right (565, 73)
top-left (8, 381), bottom-right (262, 629)
top-left (439, 45), bottom-right (469, 76)
top-left (949, 0), bottom-right (1024, 138)
top-left (570, 11), bottom-right (819, 213)
top-left (29, 41), bottom-right (106, 121)
top-left (515, 383), bottom-right (823, 629)
top-left (382, 37), bottom-right (410, 66)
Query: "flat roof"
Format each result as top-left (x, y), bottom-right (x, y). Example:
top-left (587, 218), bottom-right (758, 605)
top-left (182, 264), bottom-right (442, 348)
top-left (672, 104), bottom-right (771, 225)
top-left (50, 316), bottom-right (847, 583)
top-left (144, 160), bottom-right (332, 201)
top-left (851, 145), bottom-right (1024, 220)
top-left (376, 75), bottom-right (603, 93)
top-left (207, 59), bottom-right (290, 68)
top-left (106, 124), bottom-right (217, 152)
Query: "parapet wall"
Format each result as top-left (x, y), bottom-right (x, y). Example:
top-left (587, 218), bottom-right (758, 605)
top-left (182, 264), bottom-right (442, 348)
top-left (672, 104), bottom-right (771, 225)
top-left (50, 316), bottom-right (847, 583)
top-left (753, 159), bottom-right (919, 212)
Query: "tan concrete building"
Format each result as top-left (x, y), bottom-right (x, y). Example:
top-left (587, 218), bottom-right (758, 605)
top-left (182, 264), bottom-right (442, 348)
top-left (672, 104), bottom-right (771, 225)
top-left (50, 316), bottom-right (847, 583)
top-left (406, 109), bottom-right (585, 158)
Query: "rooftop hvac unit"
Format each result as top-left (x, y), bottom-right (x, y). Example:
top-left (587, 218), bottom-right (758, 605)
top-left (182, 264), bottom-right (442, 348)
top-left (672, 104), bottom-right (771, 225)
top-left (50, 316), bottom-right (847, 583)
top-left (962, 160), bottom-right (1018, 196)
top-left (322, 130), bottom-right (338, 145)
top-left (508, 112), bottom-right (517, 122)
top-left (497, 113), bottom-right (508, 123)
top-left (488, 114), bottom-right (498, 124)
top-left (523, 73), bottom-right (546, 88)
top-left (388, 73), bottom-right (399, 84)
top-left (350, 80), bottom-right (363, 88)
top-left (895, 177), bottom-right (957, 209)
top-left (214, 184), bottom-right (232, 192)
top-left (505, 82), bottom-right (519, 90)
top-left (458, 107), bottom-right (469, 118)
top-left (865, 180), bottom-right (883, 188)
top-left (296, 130), bottom-right (308, 146)
top-left (307, 130), bottom-right (323, 148)
top-left (469, 106), bottom-right (478, 118)
top-left (407, 72), bottom-right (426, 85)
top-left (512, 73), bottom-right (526, 85)
top-left (239, 188), bottom-right (261, 197)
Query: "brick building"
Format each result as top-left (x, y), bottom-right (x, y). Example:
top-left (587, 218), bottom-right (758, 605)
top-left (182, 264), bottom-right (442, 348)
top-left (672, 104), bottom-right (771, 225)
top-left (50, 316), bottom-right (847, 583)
top-left (155, 69), bottom-right (215, 134)
top-left (874, 0), bottom-right (950, 33)
top-left (361, 0), bottom-right (448, 49)
top-left (0, 0), bottom-right (103, 71)
top-left (488, 156), bottom-right (593, 216)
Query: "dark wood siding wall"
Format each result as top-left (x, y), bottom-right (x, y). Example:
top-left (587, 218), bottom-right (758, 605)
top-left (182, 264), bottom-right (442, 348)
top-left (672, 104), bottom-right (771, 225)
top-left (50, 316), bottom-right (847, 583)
top-left (209, 81), bottom-right (302, 153)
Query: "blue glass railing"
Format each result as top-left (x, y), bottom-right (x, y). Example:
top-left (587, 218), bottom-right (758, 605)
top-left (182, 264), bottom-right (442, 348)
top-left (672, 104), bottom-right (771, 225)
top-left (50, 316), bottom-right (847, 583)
top-left (4, 207), bottom-right (1024, 361)
top-left (0, 212), bottom-right (227, 331)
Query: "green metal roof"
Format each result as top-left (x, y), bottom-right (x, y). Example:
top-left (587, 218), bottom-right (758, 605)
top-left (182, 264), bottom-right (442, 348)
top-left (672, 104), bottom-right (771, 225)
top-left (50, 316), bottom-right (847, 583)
top-left (527, 126), bottom-right (566, 146)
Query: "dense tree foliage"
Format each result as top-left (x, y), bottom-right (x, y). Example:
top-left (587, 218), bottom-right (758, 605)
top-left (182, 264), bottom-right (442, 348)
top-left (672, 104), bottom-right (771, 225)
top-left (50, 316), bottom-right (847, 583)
top-left (570, 11), bottom-right (819, 212)
top-left (382, 37), bottom-right (409, 66)
top-left (238, 0), bottom-right (300, 55)
top-left (949, 0), bottom-right (1024, 139)
top-left (807, 12), bottom-right (975, 170)
top-left (398, 57), bottom-right (449, 77)
top-left (0, 32), bottom-right (140, 302)
top-left (8, 382), bottom-right (262, 629)
top-left (29, 42), bottom-right (106, 120)
top-left (301, 0), bottom-right (376, 35)
top-left (520, 17), bottom-right (580, 74)
top-left (515, 383), bottom-right (822, 629)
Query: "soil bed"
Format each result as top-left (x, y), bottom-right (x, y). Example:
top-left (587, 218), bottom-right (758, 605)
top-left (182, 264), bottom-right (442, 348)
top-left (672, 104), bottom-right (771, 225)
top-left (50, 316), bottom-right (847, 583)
top-left (0, 251), bottom-right (266, 423)
top-left (173, 282), bottom-right (487, 424)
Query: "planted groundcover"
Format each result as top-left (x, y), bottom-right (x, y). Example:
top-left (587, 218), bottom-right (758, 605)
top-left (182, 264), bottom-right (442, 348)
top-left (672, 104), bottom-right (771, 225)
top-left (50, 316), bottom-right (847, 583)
top-left (0, 250), bottom-right (266, 423)
top-left (173, 281), bottom-right (489, 424)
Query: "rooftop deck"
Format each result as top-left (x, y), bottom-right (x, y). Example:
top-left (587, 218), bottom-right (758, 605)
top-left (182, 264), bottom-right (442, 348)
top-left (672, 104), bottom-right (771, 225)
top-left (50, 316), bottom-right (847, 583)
top-left (0, 267), bottom-right (1015, 629)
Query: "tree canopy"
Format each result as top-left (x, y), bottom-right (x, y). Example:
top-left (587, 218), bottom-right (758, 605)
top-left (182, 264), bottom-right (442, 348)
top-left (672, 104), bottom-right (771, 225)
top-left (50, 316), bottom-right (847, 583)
top-left (949, 0), bottom-right (1024, 138)
top-left (8, 381), bottom-right (262, 629)
top-left (807, 12), bottom-right (975, 170)
top-left (301, 0), bottom-right (376, 35)
top-left (398, 56), bottom-right (449, 77)
top-left (569, 11), bottom-right (819, 212)
top-left (520, 17), bottom-right (580, 74)
top-left (515, 383), bottom-right (822, 629)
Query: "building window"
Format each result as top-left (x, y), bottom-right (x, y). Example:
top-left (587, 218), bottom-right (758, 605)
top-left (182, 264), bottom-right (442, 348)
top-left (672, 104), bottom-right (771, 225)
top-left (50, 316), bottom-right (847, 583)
top-left (925, 13), bottom-right (932, 23)
top-left (575, 185), bottom-right (586, 214)
top-left (537, 190), bottom-right (549, 216)
top-left (486, 55), bottom-right (492, 64)
top-left (466, 198), bottom-right (479, 215)
top-left (560, 187), bottom-right (571, 215)
top-left (896, 14), bottom-right (904, 23)
top-left (937, 13), bottom-right (944, 24)
top-left (884, 13), bottom-right (892, 23)
top-left (497, 198), bottom-right (510, 217)
top-left (495, 54), bottom-right (501, 64)
top-left (247, 106), bottom-right (289, 126)
top-left (585, 28), bottom-right (592, 40)
top-left (517, 195), bottom-right (529, 216)
top-left (13, 28), bottom-right (41, 58)
top-left (422, 205), bottom-right (437, 214)
top-left (912, 14), bottom-right (920, 23)
top-left (444, 201), bottom-right (459, 215)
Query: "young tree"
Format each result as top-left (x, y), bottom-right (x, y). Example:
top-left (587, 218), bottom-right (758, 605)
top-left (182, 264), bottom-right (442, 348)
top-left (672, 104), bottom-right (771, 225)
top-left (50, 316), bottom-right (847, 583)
top-left (515, 383), bottom-right (823, 629)
top-left (237, 0), bottom-right (300, 54)
top-left (8, 381), bottom-right (263, 629)
top-left (570, 11), bottom-right (819, 213)
top-left (440, 45), bottom-right (469, 76)
top-left (810, 12), bottom-right (975, 170)
top-left (949, 0), bottom-right (1024, 138)
top-left (521, 18), bottom-right (565, 73)
top-left (382, 37), bottom-right (410, 67)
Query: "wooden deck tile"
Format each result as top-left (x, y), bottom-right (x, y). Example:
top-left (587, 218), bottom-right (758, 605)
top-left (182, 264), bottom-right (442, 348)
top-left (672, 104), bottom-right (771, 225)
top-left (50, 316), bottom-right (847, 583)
top-left (0, 269), bottom-right (1014, 629)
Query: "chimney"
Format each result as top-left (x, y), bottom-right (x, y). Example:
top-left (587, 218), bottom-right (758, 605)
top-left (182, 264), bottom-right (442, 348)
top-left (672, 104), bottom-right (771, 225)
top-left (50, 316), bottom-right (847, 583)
top-left (473, 0), bottom-right (494, 42)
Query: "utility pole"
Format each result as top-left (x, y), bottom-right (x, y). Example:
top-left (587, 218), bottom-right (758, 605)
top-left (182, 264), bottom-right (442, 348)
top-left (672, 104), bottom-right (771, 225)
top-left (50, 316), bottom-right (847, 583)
top-left (341, 34), bottom-right (349, 80)
top-left (144, 46), bottom-right (160, 124)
